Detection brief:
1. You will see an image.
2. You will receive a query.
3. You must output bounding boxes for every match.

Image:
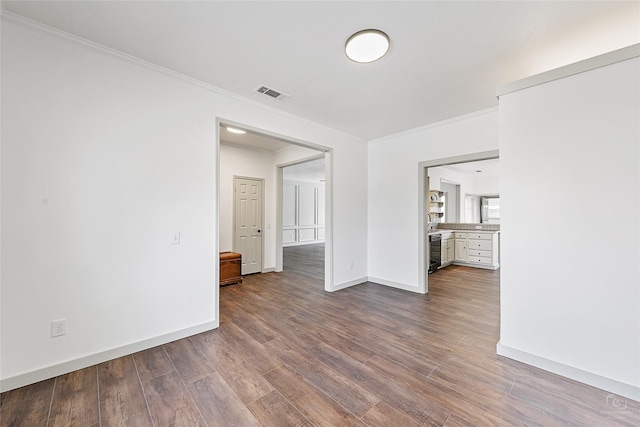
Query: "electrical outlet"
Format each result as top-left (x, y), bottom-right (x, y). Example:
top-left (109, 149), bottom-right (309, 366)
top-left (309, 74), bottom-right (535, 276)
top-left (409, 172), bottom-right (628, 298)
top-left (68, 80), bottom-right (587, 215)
top-left (51, 320), bottom-right (66, 337)
top-left (348, 261), bottom-right (354, 270)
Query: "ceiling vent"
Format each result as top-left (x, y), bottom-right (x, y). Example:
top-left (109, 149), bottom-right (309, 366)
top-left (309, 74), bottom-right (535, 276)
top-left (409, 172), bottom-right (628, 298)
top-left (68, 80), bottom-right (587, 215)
top-left (254, 85), bottom-right (290, 102)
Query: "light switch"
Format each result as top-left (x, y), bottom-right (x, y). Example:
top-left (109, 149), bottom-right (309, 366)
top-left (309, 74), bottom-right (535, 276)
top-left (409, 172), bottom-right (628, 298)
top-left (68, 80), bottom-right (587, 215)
top-left (171, 232), bottom-right (181, 245)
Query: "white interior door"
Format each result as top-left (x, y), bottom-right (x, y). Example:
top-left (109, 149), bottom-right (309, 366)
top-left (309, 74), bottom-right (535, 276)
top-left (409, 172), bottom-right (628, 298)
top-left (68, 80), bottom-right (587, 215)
top-left (234, 177), bottom-right (263, 275)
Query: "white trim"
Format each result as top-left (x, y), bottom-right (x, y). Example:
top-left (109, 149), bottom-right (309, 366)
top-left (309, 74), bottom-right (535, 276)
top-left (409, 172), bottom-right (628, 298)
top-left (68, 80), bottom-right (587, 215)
top-left (497, 342), bottom-right (640, 401)
top-left (276, 166), bottom-right (285, 272)
top-left (262, 267), bottom-right (276, 273)
top-left (0, 11), bottom-right (365, 145)
top-left (214, 120), bottom-right (221, 330)
top-left (496, 44), bottom-right (640, 97)
top-left (323, 150), bottom-right (334, 292)
top-left (370, 107), bottom-right (499, 145)
top-left (331, 277), bottom-right (368, 292)
top-left (0, 321), bottom-right (216, 393)
top-left (419, 150), bottom-right (500, 169)
top-left (418, 166), bottom-right (428, 294)
top-left (367, 277), bottom-right (424, 294)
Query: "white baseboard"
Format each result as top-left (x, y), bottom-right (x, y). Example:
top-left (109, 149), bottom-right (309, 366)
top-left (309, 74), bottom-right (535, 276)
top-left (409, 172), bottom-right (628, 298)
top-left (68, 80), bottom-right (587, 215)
top-left (367, 276), bottom-right (425, 294)
top-left (497, 342), bottom-right (640, 401)
top-left (330, 277), bottom-right (368, 292)
top-left (262, 267), bottom-right (276, 273)
top-left (0, 321), bottom-right (217, 393)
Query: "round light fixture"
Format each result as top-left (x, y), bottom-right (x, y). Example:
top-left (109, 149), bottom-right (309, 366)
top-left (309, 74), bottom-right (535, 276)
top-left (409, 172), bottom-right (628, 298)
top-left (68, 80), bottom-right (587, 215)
top-left (345, 29), bottom-right (390, 63)
top-left (226, 126), bottom-right (246, 134)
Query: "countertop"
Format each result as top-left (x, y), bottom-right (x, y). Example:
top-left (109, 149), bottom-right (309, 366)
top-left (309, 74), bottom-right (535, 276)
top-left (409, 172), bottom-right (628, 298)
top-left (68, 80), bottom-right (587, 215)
top-left (428, 229), bottom-right (500, 235)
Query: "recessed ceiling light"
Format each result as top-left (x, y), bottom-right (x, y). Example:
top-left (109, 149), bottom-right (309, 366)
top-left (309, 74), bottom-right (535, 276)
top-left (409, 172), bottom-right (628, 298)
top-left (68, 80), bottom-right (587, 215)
top-left (226, 126), bottom-right (246, 134)
top-left (345, 29), bottom-right (390, 63)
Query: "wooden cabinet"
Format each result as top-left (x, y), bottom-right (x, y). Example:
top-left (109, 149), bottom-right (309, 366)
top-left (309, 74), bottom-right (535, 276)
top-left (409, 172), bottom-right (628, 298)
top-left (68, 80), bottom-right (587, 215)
top-left (220, 252), bottom-right (242, 286)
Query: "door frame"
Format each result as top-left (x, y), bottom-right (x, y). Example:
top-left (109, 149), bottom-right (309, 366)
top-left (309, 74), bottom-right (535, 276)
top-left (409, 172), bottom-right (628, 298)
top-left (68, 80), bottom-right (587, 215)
top-left (216, 118), bottom-right (334, 296)
top-left (418, 150), bottom-right (499, 294)
top-left (275, 153), bottom-right (327, 276)
top-left (233, 175), bottom-right (265, 274)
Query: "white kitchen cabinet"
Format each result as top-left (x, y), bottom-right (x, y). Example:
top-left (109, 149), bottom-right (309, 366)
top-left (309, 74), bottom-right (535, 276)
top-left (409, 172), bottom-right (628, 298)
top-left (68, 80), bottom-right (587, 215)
top-left (452, 231), bottom-right (500, 270)
top-left (447, 239), bottom-right (455, 263)
top-left (455, 238), bottom-right (467, 261)
top-left (440, 238), bottom-right (455, 267)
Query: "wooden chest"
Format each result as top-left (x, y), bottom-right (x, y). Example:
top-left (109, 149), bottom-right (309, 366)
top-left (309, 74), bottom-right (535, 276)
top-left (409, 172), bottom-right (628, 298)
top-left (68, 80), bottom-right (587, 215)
top-left (220, 251), bottom-right (242, 286)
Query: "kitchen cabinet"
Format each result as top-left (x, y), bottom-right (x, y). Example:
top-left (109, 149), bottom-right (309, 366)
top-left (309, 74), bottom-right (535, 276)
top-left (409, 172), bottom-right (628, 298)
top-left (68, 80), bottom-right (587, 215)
top-left (440, 238), bottom-right (455, 266)
top-left (452, 231), bottom-right (500, 270)
top-left (455, 238), bottom-right (467, 261)
top-left (447, 239), bottom-right (455, 263)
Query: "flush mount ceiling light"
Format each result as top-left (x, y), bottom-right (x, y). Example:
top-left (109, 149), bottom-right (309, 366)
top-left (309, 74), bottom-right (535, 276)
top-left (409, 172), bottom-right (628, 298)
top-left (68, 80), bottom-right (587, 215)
top-left (225, 126), bottom-right (246, 134)
top-left (345, 29), bottom-right (390, 63)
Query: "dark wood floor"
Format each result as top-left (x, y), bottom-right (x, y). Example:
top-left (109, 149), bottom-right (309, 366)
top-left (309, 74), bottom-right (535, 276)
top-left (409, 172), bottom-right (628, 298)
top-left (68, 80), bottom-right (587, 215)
top-left (283, 243), bottom-right (325, 280)
top-left (2, 246), bottom-right (639, 426)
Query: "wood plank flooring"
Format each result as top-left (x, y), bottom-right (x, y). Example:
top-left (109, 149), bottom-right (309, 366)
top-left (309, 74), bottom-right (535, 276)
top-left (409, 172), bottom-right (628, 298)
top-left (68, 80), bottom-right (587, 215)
top-left (283, 243), bottom-right (325, 280)
top-left (2, 245), bottom-right (639, 426)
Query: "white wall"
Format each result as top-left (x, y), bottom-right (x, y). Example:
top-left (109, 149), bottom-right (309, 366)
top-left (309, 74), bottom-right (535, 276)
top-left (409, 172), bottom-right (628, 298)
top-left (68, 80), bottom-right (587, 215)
top-left (472, 172), bottom-right (499, 196)
top-left (283, 180), bottom-right (325, 246)
top-left (219, 144), bottom-right (276, 269)
top-left (428, 167), bottom-right (475, 222)
top-left (498, 55), bottom-right (639, 399)
top-left (1, 19), bottom-right (368, 391)
top-left (440, 181), bottom-right (458, 223)
top-left (368, 110), bottom-right (499, 291)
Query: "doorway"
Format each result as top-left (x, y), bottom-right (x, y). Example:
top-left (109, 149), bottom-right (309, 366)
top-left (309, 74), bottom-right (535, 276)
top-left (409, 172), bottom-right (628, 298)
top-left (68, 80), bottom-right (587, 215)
top-left (418, 150), bottom-right (500, 293)
top-left (217, 119), bottom-right (333, 296)
top-left (280, 156), bottom-right (326, 282)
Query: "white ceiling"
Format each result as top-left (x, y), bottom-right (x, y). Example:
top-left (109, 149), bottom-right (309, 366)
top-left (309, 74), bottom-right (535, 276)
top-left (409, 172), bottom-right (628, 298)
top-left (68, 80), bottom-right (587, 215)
top-left (220, 125), bottom-right (293, 152)
top-left (283, 158), bottom-right (326, 183)
top-left (3, 1), bottom-right (639, 141)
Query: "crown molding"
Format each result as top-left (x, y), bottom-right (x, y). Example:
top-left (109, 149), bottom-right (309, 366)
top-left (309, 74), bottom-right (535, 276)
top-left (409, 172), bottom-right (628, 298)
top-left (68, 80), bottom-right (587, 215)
top-left (497, 44), bottom-right (640, 97)
top-left (1, 10), bottom-right (366, 144)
